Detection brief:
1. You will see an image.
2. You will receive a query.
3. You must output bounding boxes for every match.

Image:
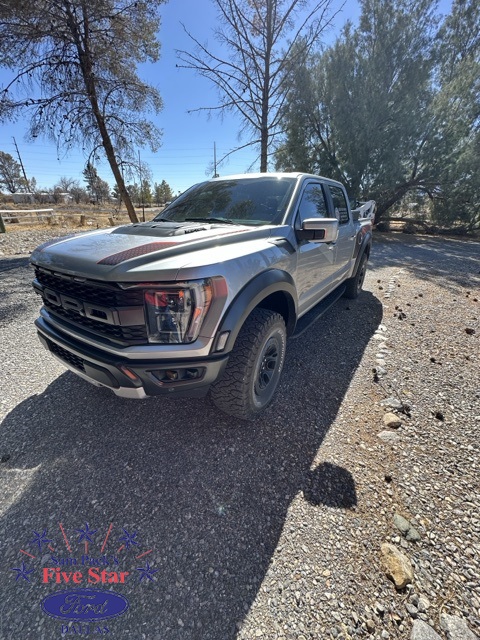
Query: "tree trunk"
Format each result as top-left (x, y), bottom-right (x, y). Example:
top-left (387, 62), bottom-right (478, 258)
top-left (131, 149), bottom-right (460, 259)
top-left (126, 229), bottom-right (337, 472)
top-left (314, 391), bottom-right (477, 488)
top-left (375, 183), bottom-right (415, 221)
top-left (66, 3), bottom-right (139, 224)
top-left (259, 0), bottom-right (273, 173)
top-left (93, 117), bottom-right (139, 224)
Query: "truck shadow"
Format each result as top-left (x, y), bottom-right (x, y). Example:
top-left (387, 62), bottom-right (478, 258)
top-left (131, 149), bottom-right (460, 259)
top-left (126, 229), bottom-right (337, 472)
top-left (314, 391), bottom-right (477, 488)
top-left (0, 291), bottom-right (382, 639)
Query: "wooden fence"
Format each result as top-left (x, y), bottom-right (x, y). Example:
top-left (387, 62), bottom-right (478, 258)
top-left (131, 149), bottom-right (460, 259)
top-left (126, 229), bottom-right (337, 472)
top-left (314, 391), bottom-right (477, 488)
top-left (0, 209), bottom-right (135, 231)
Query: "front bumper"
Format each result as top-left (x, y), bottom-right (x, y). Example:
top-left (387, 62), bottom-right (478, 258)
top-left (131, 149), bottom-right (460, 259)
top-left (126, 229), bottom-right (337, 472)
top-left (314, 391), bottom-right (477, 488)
top-left (35, 317), bottom-right (229, 399)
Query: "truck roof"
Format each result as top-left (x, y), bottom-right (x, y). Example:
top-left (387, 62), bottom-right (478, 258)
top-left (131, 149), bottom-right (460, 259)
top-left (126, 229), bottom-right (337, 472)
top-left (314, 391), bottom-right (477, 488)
top-left (209, 172), bottom-right (345, 188)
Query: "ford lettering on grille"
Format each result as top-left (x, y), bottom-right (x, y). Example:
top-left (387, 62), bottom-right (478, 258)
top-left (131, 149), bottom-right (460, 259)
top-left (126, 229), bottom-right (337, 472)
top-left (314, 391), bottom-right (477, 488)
top-left (43, 288), bottom-right (116, 324)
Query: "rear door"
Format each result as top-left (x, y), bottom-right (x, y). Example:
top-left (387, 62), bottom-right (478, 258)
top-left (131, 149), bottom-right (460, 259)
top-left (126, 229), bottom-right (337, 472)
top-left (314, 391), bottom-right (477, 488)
top-left (293, 181), bottom-right (337, 314)
top-left (327, 183), bottom-right (356, 284)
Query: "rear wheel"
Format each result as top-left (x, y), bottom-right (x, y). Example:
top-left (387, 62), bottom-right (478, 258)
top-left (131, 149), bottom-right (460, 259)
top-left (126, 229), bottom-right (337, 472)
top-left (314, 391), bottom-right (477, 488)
top-left (344, 252), bottom-right (368, 299)
top-left (210, 308), bottom-right (287, 420)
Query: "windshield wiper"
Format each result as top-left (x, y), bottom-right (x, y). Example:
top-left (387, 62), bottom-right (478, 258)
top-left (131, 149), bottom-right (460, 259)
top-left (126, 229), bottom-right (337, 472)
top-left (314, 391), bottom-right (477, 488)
top-left (184, 217), bottom-right (242, 225)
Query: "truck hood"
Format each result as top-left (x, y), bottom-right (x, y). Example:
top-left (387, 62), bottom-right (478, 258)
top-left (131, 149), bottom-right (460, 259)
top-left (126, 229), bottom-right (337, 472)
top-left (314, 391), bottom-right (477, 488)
top-left (30, 220), bottom-right (286, 281)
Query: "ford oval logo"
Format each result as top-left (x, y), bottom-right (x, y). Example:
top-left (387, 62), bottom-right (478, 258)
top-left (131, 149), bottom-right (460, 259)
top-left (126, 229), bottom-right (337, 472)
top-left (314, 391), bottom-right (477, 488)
top-left (42, 589), bottom-right (129, 621)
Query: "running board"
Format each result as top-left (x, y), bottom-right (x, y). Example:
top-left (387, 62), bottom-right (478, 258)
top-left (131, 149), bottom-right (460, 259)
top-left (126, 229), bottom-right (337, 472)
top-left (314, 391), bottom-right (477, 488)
top-left (291, 284), bottom-right (346, 339)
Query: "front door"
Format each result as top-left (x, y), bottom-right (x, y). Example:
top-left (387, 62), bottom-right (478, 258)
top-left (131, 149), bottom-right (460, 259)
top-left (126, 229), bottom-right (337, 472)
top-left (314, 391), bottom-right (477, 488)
top-left (294, 182), bottom-right (337, 315)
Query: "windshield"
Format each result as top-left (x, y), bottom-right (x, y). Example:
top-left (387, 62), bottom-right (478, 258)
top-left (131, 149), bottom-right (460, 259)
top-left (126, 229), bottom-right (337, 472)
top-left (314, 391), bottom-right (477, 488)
top-left (154, 177), bottom-right (296, 226)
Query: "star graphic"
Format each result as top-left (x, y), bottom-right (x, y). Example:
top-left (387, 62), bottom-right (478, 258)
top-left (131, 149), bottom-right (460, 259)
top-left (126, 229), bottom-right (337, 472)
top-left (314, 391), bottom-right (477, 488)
top-left (11, 562), bottom-right (35, 582)
top-left (76, 523), bottom-right (97, 544)
top-left (119, 528), bottom-right (139, 550)
top-left (30, 529), bottom-right (52, 552)
top-left (136, 561), bottom-right (158, 582)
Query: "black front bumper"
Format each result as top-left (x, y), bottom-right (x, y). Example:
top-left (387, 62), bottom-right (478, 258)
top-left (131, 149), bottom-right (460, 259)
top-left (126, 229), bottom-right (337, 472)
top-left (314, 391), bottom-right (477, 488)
top-left (35, 317), bottom-right (229, 399)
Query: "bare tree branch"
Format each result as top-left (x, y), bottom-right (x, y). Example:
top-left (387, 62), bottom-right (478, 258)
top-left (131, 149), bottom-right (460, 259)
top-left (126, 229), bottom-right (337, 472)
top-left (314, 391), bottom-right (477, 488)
top-left (176, 0), bottom-right (334, 172)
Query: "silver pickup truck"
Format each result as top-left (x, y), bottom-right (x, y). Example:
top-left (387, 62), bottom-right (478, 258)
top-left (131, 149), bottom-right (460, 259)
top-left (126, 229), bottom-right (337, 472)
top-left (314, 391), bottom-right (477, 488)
top-left (31, 172), bottom-right (372, 419)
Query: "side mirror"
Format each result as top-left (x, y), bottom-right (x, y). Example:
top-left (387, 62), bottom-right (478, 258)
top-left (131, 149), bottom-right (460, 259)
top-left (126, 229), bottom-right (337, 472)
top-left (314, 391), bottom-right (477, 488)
top-left (298, 218), bottom-right (339, 243)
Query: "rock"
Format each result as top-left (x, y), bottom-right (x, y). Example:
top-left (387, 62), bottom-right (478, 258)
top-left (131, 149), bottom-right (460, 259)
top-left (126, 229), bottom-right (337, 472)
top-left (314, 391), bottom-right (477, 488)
top-left (380, 543), bottom-right (414, 589)
top-left (394, 514), bottom-right (411, 535)
top-left (406, 526), bottom-right (421, 542)
top-left (378, 430), bottom-right (401, 443)
top-left (375, 601), bottom-right (386, 616)
top-left (417, 597), bottom-right (430, 613)
top-left (381, 397), bottom-right (405, 411)
top-left (366, 619), bottom-right (375, 632)
top-left (393, 514), bottom-right (422, 542)
top-left (440, 614), bottom-right (479, 640)
top-left (406, 603), bottom-right (418, 618)
top-left (383, 412), bottom-right (402, 428)
top-left (411, 620), bottom-right (443, 640)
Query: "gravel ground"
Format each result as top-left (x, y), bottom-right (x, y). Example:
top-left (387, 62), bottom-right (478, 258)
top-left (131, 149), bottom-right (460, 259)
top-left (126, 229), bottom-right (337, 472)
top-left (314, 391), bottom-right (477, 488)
top-left (0, 227), bottom-right (479, 640)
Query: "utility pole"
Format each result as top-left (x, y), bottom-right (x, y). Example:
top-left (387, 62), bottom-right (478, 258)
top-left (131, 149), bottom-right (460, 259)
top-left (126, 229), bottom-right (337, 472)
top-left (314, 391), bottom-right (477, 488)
top-left (138, 150), bottom-right (145, 222)
top-left (12, 137), bottom-right (30, 192)
top-left (213, 142), bottom-right (219, 178)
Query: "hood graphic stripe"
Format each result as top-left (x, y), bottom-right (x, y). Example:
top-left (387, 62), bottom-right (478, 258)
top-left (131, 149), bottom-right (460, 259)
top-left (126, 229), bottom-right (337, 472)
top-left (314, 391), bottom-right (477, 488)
top-left (98, 242), bottom-right (176, 265)
top-left (97, 229), bottom-right (246, 266)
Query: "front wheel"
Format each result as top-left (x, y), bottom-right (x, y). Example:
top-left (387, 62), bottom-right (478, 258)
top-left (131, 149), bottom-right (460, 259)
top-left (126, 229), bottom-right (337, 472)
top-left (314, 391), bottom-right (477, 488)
top-left (344, 253), bottom-right (368, 299)
top-left (210, 308), bottom-right (287, 420)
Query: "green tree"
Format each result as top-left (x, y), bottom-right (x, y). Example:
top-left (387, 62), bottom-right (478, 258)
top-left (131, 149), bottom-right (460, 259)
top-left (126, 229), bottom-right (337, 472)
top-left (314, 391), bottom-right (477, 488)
top-left (277, 0), bottom-right (441, 218)
top-left (0, 0), bottom-right (165, 223)
top-left (154, 179), bottom-right (173, 204)
top-left (0, 151), bottom-right (27, 192)
top-left (177, 0), bottom-right (335, 172)
top-left (140, 179), bottom-right (153, 206)
top-left (429, 0), bottom-right (480, 230)
top-left (126, 183), bottom-right (140, 204)
top-left (83, 162), bottom-right (111, 203)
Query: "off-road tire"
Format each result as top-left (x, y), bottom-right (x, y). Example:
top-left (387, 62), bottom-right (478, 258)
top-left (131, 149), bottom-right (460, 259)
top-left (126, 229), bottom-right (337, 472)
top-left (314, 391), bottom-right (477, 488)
top-left (210, 308), bottom-right (287, 420)
top-left (344, 253), bottom-right (368, 299)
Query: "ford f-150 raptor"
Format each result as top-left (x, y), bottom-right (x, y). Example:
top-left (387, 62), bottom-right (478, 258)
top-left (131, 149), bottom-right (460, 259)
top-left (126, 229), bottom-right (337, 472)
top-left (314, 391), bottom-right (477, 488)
top-left (31, 173), bottom-right (372, 420)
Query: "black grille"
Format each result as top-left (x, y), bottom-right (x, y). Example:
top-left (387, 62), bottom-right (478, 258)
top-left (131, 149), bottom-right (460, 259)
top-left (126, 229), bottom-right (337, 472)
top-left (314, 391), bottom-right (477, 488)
top-left (34, 268), bottom-right (143, 306)
top-left (44, 300), bottom-right (148, 344)
top-left (35, 267), bottom-right (148, 346)
top-left (46, 338), bottom-right (86, 372)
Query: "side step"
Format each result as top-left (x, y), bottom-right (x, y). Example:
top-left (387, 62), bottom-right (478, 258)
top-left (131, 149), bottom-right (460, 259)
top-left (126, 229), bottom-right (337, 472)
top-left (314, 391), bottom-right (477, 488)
top-left (291, 284), bottom-right (346, 339)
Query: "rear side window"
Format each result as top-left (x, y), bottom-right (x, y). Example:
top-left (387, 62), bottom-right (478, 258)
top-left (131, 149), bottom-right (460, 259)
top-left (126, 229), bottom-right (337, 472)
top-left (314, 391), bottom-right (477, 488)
top-left (328, 185), bottom-right (350, 224)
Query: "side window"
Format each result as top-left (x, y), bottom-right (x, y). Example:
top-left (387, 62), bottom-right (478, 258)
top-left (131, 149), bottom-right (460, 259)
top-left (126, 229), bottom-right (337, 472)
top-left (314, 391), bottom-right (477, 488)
top-left (328, 185), bottom-right (350, 225)
top-left (297, 183), bottom-right (328, 226)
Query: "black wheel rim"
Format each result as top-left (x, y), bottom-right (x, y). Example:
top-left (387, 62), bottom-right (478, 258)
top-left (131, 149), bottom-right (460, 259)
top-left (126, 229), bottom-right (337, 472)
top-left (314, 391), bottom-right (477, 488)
top-left (254, 337), bottom-right (280, 399)
top-left (357, 260), bottom-right (366, 293)
top-left (257, 340), bottom-right (278, 390)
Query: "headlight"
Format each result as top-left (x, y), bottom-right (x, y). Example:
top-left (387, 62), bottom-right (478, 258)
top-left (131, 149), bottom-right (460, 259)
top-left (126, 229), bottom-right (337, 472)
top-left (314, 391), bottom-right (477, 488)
top-left (144, 280), bottom-right (213, 344)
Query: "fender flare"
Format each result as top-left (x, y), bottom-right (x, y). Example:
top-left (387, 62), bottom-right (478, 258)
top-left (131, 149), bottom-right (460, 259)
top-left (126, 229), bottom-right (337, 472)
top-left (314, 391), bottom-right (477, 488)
top-left (212, 270), bottom-right (297, 354)
top-left (352, 233), bottom-right (372, 275)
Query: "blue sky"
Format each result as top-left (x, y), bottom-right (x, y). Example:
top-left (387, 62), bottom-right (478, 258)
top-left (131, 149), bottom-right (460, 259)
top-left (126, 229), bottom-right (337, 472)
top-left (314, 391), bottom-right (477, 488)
top-left (0, 0), bottom-right (450, 196)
